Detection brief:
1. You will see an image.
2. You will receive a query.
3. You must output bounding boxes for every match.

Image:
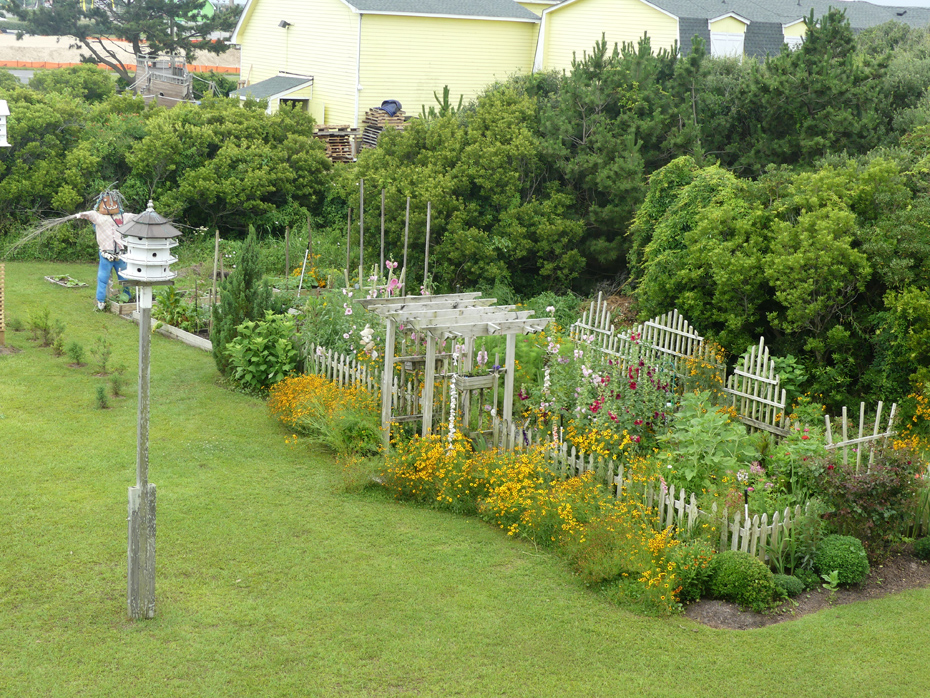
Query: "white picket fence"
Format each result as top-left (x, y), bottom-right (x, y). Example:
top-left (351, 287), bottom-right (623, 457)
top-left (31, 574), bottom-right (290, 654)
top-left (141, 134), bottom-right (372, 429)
top-left (825, 401), bottom-right (897, 473)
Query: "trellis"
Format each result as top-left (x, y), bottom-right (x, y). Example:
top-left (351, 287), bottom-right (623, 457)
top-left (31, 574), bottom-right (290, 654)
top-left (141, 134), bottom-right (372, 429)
top-left (723, 337), bottom-right (789, 437)
top-left (357, 293), bottom-right (550, 445)
top-left (825, 401), bottom-right (897, 473)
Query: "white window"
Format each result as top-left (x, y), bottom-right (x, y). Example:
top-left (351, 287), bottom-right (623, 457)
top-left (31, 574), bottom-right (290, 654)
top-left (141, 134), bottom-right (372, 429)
top-left (710, 32), bottom-right (745, 58)
top-left (784, 36), bottom-right (804, 51)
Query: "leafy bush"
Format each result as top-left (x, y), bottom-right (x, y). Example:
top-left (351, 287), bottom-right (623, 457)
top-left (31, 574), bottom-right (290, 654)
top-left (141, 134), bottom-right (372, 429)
top-left (813, 534), bottom-right (870, 585)
top-left (153, 286), bottom-right (209, 333)
top-left (818, 447), bottom-right (923, 560)
top-left (708, 550), bottom-right (777, 611)
top-left (666, 539), bottom-right (716, 603)
top-left (773, 573), bottom-right (805, 598)
top-left (226, 312), bottom-right (299, 394)
top-left (659, 391), bottom-right (758, 494)
top-left (65, 341), bottom-right (85, 365)
top-left (912, 536), bottom-right (930, 561)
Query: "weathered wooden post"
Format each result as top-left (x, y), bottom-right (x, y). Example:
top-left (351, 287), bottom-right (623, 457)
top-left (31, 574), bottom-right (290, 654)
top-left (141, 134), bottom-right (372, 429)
top-left (0, 262), bottom-right (5, 347)
top-left (380, 188), bottom-right (385, 274)
top-left (118, 201), bottom-right (181, 621)
top-left (358, 178), bottom-right (365, 287)
top-left (423, 201), bottom-right (431, 292)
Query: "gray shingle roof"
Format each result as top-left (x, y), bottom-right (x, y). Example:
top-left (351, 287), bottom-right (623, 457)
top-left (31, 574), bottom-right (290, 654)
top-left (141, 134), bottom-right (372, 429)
top-left (648, 0), bottom-right (930, 28)
top-left (231, 75), bottom-right (313, 100)
top-left (345, 0), bottom-right (539, 19)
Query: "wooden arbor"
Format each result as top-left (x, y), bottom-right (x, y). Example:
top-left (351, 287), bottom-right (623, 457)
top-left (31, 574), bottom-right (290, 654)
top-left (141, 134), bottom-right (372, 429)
top-left (357, 293), bottom-right (551, 444)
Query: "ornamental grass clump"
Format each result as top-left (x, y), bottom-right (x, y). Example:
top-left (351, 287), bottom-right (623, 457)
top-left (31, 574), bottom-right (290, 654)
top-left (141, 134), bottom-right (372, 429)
top-left (813, 534), bottom-right (870, 585)
top-left (267, 373), bottom-right (380, 456)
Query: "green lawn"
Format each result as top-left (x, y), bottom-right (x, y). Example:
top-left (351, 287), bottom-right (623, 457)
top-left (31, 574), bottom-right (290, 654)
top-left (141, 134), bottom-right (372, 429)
top-left (1, 262), bottom-right (929, 697)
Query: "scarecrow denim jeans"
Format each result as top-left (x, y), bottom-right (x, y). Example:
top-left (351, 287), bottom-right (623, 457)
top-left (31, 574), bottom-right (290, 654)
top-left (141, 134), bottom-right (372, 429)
top-left (97, 251), bottom-right (128, 303)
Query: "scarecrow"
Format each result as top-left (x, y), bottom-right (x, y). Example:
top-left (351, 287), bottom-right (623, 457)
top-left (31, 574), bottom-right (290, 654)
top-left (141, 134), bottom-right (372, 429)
top-left (72, 190), bottom-right (140, 310)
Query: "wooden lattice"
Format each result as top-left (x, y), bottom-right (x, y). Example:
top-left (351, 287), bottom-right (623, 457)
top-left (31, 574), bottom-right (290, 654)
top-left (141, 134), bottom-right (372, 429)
top-left (571, 295), bottom-right (712, 375)
top-left (724, 337), bottom-right (788, 436)
top-left (825, 401), bottom-right (897, 473)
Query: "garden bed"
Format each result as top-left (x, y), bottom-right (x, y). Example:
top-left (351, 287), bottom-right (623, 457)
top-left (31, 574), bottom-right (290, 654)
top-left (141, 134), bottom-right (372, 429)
top-left (684, 552), bottom-right (930, 630)
top-left (44, 274), bottom-right (86, 288)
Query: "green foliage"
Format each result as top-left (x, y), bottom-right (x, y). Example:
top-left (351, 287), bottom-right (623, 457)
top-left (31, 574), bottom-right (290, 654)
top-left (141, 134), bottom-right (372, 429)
top-left (819, 448), bottom-right (924, 559)
top-left (29, 66), bottom-right (116, 103)
top-left (0, 70), bottom-right (22, 91)
top-left (794, 567), bottom-right (821, 591)
top-left (65, 340), bottom-right (85, 365)
top-left (89, 331), bottom-right (112, 374)
top-left (913, 536), bottom-right (930, 561)
top-left (110, 373), bottom-right (125, 398)
top-left (667, 539), bottom-right (715, 604)
top-left (773, 573), bottom-right (805, 598)
top-left (814, 534), bottom-right (871, 585)
top-left (153, 286), bottom-right (209, 332)
top-left (27, 306), bottom-right (64, 347)
top-left (765, 500), bottom-right (827, 575)
top-left (708, 550), bottom-right (777, 611)
top-left (94, 384), bottom-right (109, 410)
top-left (225, 312), bottom-right (299, 394)
top-left (658, 391), bottom-right (758, 493)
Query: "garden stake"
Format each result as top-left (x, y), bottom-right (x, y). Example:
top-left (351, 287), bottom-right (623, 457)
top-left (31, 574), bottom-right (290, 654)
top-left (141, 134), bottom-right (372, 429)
top-left (424, 201), bottom-right (431, 291)
top-left (346, 207), bottom-right (352, 281)
top-left (403, 196), bottom-right (410, 284)
top-left (209, 229), bottom-right (219, 334)
top-left (359, 178), bottom-right (365, 288)
top-left (284, 226), bottom-right (290, 291)
top-left (307, 215), bottom-right (313, 287)
top-left (297, 246), bottom-right (310, 298)
top-left (380, 188), bottom-right (385, 275)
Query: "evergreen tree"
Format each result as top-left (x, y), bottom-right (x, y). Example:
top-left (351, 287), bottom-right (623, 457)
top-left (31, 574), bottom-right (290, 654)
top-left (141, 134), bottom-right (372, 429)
top-left (211, 227), bottom-right (273, 377)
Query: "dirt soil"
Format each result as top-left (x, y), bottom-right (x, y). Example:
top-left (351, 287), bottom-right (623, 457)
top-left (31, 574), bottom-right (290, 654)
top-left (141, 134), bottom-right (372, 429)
top-left (684, 552), bottom-right (930, 630)
top-left (0, 33), bottom-right (239, 68)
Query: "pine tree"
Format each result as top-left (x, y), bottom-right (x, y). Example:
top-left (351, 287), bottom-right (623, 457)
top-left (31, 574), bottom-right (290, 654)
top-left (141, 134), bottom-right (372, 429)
top-left (211, 228), bottom-right (273, 377)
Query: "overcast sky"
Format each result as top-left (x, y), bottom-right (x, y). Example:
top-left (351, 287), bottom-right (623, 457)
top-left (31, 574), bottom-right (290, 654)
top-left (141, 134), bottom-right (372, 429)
top-left (844, 0), bottom-right (930, 6)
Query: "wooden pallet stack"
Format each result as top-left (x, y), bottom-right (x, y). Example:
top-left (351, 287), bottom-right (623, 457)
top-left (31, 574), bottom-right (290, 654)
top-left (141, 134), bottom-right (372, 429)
top-left (360, 107), bottom-right (407, 149)
top-left (313, 124), bottom-right (360, 163)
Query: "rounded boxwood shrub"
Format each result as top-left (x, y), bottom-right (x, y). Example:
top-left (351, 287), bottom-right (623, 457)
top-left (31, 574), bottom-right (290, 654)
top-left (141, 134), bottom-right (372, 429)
top-left (773, 573), bottom-right (805, 598)
top-left (709, 550), bottom-right (776, 611)
top-left (914, 536), bottom-right (930, 562)
top-left (814, 535), bottom-right (870, 585)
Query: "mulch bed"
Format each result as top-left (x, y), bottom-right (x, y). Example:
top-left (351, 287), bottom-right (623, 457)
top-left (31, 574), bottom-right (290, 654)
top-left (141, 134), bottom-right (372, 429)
top-left (684, 552), bottom-right (930, 630)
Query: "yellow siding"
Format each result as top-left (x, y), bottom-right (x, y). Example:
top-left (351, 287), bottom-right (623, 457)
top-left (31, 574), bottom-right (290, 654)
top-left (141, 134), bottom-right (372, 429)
top-left (783, 21), bottom-right (807, 38)
top-left (358, 15), bottom-right (536, 123)
top-left (542, 0), bottom-right (678, 73)
top-left (237, 0), bottom-right (358, 124)
top-left (709, 16), bottom-right (747, 34)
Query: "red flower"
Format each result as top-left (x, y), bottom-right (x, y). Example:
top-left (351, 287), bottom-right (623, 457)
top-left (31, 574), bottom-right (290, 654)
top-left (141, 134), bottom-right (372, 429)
top-left (629, 381), bottom-right (637, 390)
top-left (801, 435), bottom-right (810, 440)
top-left (634, 419), bottom-right (643, 426)
top-left (827, 464), bottom-right (835, 471)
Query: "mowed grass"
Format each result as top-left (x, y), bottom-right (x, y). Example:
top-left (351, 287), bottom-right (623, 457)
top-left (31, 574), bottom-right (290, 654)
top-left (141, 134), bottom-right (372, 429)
top-left (1, 262), bottom-right (929, 698)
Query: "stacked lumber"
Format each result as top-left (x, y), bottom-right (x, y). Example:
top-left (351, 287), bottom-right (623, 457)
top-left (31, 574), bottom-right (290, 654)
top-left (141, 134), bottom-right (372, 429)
top-left (313, 124), bottom-right (360, 163)
top-left (360, 107), bottom-right (407, 150)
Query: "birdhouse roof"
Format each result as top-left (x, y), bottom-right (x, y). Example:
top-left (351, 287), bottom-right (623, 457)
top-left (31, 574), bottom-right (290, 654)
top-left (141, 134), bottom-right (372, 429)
top-left (118, 201), bottom-right (182, 240)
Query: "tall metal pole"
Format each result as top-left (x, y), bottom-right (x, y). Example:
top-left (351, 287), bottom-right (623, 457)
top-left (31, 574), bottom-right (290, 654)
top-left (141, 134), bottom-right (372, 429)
top-left (423, 201), bottom-right (431, 292)
top-left (380, 188), bottom-right (385, 274)
top-left (358, 179), bottom-right (365, 288)
top-left (403, 197), bottom-right (410, 280)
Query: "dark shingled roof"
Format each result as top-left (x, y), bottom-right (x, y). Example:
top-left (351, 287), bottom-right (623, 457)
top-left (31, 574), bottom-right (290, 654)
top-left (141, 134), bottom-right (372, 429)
top-left (230, 75), bottom-right (314, 100)
top-left (345, 0), bottom-right (539, 19)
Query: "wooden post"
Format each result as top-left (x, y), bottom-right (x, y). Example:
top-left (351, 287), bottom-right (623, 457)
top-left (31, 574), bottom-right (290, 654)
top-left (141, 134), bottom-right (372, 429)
top-left (346, 207), bottom-right (352, 281)
top-left (380, 317), bottom-right (396, 447)
top-left (0, 263), bottom-right (5, 347)
top-left (380, 188), bottom-right (385, 274)
top-left (403, 196), bottom-right (410, 277)
top-left (422, 332), bottom-right (437, 436)
top-left (129, 285), bottom-right (156, 620)
top-left (307, 215), bottom-right (313, 287)
top-left (209, 230), bottom-right (220, 334)
top-left (284, 226), bottom-right (290, 291)
top-left (359, 178), bottom-right (365, 288)
top-left (503, 332), bottom-right (516, 424)
top-left (423, 201), bottom-right (431, 292)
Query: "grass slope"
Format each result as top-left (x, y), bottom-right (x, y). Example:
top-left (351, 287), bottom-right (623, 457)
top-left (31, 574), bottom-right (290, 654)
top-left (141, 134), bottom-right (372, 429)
top-left (1, 262), bottom-right (928, 697)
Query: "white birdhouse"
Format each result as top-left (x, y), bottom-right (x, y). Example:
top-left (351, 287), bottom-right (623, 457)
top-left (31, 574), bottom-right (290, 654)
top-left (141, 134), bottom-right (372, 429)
top-left (0, 100), bottom-right (10, 148)
top-left (118, 201), bottom-right (182, 307)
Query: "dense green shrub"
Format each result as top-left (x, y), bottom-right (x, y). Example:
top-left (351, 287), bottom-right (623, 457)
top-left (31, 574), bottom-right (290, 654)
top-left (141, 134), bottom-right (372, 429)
top-left (813, 535), bottom-right (870, 585)
top-left (913, 536), bottom-right (930, 561)
top-left (773, 573), bottom-right (805, 598)
top-left (226, 312), bottom-right (300, 394)
top-left (708, 550), bottom-right (777, 611)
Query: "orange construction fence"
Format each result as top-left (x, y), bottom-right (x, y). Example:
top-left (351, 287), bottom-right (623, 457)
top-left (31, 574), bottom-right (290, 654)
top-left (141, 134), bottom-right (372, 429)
top-left (0, 60), bottom-right (239, 74)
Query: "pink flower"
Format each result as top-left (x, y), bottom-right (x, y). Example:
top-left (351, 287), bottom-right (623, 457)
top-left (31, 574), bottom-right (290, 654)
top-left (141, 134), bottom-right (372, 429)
top-left (634, 419), bottom-right (643, 426)
top-left (629, 381), bottom-right (637, 390)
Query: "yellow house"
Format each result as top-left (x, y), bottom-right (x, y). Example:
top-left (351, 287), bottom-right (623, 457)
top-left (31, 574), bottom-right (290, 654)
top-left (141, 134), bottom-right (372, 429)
top-left (231, 0), bottom-right (540, 125)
